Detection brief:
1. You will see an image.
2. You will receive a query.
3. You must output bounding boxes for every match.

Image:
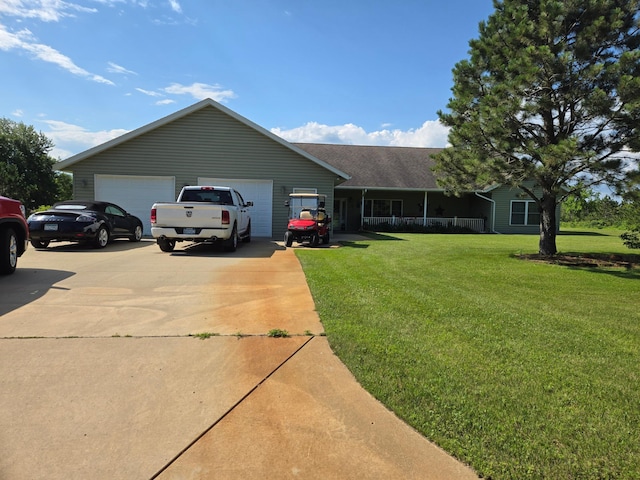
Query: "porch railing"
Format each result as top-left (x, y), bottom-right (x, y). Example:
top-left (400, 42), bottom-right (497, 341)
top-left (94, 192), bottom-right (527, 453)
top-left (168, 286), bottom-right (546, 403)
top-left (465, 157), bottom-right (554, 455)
top-left (363, 216), bottom-right (486, 233)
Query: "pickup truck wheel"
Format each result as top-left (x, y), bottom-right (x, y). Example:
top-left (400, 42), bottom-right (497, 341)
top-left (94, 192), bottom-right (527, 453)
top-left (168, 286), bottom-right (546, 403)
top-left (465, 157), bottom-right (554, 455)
top-left (0, 227), bottom-right (18, 275)
top-left (225, 225), bottom-right (238, 252)
top-left (94, 226), bottom-right (109, 248)
top-left (130, 224), bottom-right (143, 242)
top-left (158, 238), bottom-right (175, 252)
top-left (242, 222), bottom-right (251, 243)
top-left (284, 231), bottom-right (293, 247)
top-left (30, 238), bottom-right (50, 249)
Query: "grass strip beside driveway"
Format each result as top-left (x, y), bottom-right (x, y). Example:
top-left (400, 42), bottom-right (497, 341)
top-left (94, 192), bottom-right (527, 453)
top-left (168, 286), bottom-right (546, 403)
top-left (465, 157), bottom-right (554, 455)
top-left (297, 231), bottom-right (640, 480)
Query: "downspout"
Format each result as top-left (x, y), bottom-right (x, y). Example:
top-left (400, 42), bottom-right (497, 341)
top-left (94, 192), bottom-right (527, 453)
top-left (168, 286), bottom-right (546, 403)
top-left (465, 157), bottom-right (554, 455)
top-left (474, 191), bottom-right (498, 233)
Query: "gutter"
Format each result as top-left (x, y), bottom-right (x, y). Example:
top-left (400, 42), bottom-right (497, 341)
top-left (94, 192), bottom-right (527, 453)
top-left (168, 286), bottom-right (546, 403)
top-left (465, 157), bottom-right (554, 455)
top-left (474, 191), bottom-right (498, 233)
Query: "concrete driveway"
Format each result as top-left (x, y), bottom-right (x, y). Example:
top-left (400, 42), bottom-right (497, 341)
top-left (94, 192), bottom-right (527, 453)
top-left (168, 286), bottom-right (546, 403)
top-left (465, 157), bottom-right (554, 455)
top-left (0, 237), bottom-right (478, 479)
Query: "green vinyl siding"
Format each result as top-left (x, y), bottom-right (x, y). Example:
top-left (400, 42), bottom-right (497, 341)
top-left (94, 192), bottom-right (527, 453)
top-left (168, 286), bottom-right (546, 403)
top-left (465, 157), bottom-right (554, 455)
top-left (492, 183), bottom-right (560, 234)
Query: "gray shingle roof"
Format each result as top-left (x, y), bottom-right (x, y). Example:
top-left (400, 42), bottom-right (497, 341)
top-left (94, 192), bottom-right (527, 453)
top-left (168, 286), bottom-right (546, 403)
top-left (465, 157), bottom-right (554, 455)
top-left (294, 143), bottom-right (443, 190)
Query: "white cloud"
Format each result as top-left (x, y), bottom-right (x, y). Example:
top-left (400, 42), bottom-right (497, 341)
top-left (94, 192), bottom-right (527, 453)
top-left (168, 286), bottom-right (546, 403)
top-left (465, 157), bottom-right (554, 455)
top-left (43, 115), bottom-right (450, 161)
top-left (135, 87), bottom-right (163, 97)
top-left (0, 24), bottom-right (114, 84)
top-left (168, 0), bottom-right (182, 14)
top-left (163, 82), bottom-right (236, 102)
top-left (271, 120), bottom-right (451, 148)
top-left (155, 99), bottom-right (175, 105)
top-left (12, 109), bottom-right (23, 117)
top-left (0, 0), bottom-right (96, 22)
top-left (107, 61), bottom-right (137, 75)
top-left (42, 120), bottom-right (128, 159)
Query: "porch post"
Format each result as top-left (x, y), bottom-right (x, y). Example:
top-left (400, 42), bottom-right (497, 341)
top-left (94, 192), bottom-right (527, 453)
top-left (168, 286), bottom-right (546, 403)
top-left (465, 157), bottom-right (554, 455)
top-left (361, 189), bottom-right (367, 229)
top-left (423, 191), bottom-right (428, 226)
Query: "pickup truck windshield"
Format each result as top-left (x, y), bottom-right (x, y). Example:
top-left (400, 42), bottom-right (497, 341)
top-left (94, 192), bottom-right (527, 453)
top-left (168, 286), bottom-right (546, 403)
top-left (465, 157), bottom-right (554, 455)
top-left (181, 190), bottom-right (233, 205)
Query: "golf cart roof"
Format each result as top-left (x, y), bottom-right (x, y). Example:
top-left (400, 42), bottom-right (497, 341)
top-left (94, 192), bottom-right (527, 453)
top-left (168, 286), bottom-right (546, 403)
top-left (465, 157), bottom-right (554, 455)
top-left (289, 193), bottom-right (326, 198)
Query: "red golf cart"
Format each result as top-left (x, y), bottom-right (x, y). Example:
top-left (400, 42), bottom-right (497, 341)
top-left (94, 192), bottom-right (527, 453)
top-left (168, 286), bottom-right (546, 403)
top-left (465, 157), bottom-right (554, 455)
top-left (284, 193), bottom-right (331, 247)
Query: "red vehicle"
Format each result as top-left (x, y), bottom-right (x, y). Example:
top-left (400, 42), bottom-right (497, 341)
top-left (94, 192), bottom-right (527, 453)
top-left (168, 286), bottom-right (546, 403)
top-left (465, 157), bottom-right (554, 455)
top-left (284, 193), bottom-right (331, 247)
top-left (0, 196), bottom-right (29, 275)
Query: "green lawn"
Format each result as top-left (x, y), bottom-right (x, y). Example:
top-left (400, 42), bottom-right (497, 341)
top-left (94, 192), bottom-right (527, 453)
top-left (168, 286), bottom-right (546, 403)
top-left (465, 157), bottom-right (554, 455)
top-left (296, 230), bottom-right (639, 480)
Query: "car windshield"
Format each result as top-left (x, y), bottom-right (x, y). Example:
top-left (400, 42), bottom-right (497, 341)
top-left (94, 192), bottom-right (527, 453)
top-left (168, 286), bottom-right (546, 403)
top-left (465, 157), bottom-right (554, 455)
top-left (289, 196), bottom-right (323, 220)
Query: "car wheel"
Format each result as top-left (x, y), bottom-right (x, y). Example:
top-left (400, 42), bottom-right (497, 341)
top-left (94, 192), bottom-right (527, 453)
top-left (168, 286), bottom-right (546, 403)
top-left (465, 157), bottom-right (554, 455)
top-left (225, 225), bottom-right (238, 252)
top-left (242, 222), bottom-right (251, 243)
top-left (0, 227), bottom-right (18, 275)
top-left (94, 226), bottom-right (109, 248)
top-left (284, 231), bottom-right (293, 247)
top-left (130, 224), bottom-right (143, 242)
top-left (157, 238), bottom-right (175, 252)
top-left (30, 238), bottom-right (50, 249)
top-left (311, 233), bottom-right (320, 247)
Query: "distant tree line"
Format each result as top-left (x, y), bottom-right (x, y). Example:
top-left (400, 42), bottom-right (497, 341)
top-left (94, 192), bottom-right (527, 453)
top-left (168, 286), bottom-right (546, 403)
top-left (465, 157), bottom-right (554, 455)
top-left (0, 118), bottom-right (72, 211)
top-left (562, 183), bottom-right (640, 249)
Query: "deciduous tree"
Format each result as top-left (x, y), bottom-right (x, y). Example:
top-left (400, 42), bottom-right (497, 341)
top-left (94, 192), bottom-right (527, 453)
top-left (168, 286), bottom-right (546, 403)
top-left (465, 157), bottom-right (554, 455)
top-left (434, 0), bottom-right (640, 255)
top-left (0, 118), bottom-right (58, 210)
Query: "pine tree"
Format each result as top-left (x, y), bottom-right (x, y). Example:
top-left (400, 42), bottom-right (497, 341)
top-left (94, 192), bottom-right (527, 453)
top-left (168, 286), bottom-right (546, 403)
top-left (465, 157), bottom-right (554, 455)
top-left (434, 0), bottom-right (640, 255)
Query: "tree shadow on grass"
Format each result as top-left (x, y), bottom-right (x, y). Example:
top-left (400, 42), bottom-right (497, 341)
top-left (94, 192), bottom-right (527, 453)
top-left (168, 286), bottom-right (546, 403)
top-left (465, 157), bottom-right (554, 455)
top-left (558, 230), bottom-right (612, 237)
top-left (515, 252), bottom-right (640, 279)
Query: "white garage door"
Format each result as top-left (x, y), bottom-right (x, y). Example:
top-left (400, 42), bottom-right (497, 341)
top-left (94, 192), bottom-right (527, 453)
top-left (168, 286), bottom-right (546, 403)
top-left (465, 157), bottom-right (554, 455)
top-left (198, 178), bottom-right (273, 237)
top-left (95, 175), bottom-right (175, 236)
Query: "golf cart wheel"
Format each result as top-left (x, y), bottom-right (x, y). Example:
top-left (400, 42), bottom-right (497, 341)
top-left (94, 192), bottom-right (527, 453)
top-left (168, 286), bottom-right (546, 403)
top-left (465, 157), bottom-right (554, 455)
top-left (284, 231), bottom-right (293, 247)
top-left (322, 232), bottom-right (330, 244)
top-left (311, 233), bottom-right (320, 247)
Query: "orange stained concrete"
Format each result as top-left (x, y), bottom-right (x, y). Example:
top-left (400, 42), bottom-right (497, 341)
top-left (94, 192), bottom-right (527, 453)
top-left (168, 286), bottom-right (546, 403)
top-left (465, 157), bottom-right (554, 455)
top-left (158, 336), bottom-right (478, 480)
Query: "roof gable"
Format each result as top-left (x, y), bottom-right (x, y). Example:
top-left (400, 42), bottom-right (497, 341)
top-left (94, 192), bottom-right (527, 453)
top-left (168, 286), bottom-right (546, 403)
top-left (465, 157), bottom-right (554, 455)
top-left (55, 99), bottom-right (350, 180)
top-left (294, 143), bottom-right (444, 190)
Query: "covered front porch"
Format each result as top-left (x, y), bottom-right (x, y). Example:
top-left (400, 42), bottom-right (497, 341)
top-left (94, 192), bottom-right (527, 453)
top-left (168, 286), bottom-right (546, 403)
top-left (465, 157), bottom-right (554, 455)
top-left (333, 188), bottom-right (495, 233)
top-left (362, 215), bottom-right (486, 232)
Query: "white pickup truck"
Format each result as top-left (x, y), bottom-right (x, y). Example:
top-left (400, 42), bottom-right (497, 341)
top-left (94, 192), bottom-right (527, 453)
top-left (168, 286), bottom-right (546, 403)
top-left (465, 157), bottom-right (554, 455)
top-left (151, 186), bottom-right (252, 252)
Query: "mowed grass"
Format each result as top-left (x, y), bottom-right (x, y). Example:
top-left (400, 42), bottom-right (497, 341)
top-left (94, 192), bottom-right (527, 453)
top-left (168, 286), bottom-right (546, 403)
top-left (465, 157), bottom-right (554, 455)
top-left (296, 230), bottom-right (639, 479)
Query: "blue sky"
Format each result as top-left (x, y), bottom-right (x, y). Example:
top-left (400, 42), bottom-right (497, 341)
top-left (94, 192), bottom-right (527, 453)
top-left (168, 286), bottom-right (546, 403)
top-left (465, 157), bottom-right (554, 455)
top-left (1, 0), bottom-right (496, 160)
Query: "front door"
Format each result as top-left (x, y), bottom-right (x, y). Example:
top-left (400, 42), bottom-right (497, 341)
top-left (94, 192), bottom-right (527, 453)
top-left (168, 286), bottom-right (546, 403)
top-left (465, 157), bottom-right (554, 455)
top-left (333, 198), bottom-right (347, 231)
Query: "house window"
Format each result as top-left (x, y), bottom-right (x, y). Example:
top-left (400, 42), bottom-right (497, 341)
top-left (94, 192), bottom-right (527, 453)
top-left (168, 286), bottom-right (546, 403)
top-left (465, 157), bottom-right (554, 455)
top-left (510, 200), bottom-right (540, 226)
top-left (365, 199), bottom-right (403, 216)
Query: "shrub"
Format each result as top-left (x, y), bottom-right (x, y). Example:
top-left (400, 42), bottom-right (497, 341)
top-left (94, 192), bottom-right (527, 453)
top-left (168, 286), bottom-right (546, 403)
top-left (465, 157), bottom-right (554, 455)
top-left (621, 227), bottom-right (640, 249)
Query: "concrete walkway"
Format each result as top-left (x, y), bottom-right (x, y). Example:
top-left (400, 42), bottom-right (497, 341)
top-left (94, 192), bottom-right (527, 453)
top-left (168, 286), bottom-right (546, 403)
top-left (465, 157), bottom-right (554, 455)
top-left (0, 236), bottom-right (478, 479)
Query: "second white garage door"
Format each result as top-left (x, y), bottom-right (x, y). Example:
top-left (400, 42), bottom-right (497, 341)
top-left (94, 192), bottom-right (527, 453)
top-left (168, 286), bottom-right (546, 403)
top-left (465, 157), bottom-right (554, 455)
top-left (198, 178), bottom-right (273, 237)
top-left (95, 175), bottom-right (176, 236)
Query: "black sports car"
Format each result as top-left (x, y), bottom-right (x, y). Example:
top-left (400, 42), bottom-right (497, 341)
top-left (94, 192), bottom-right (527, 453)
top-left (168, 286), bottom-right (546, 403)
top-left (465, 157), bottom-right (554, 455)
top-left (27, 200), bottom-right (143, 249)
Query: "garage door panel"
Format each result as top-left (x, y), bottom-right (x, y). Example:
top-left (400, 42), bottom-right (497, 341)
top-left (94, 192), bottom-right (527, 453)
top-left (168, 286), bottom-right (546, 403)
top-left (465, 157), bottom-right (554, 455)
top-left (198, 178), bottom-right (272, 237)
top-left (95, 175), bottom-right (175, 236)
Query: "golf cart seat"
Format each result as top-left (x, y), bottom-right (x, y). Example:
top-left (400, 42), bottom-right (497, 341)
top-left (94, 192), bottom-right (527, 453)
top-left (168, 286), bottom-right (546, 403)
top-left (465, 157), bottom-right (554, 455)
top-left (300, 210), bottom-right (314, 220)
